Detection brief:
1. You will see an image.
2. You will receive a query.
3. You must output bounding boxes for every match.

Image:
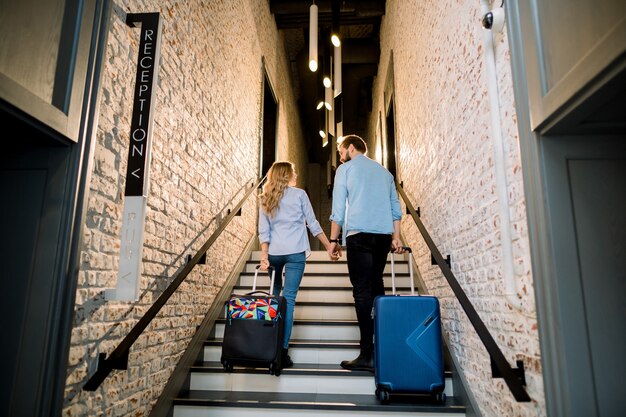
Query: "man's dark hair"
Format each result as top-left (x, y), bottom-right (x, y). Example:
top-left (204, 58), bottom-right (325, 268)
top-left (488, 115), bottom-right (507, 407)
top-left (339, 134), bottom-right (367, 153)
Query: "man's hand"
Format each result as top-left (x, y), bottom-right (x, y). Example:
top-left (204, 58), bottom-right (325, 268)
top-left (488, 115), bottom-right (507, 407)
top-left (391, 238), bottom-right (405, 254)
top-left (328, 242), bottom-right (342, 260)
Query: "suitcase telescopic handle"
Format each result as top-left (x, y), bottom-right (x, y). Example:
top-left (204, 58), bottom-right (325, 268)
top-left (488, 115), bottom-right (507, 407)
top-left (254, 264), bottom-right (276, 294)
top-left (390, 246), bottom-right (415, 295)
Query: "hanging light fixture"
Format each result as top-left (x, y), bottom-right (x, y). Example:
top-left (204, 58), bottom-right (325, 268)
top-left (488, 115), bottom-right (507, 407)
top-left (331, 0), bottom-right (341, 47)
top-left (324, 81), bottom-right (333, 111)
top-left (322, 37), bottom-right (332, 89)
top-left (319, 107), bottom-right (327, 141)
top-left (335, 94), bottom-right (343, 141)
top-left (316, 56), bottom-right (325, 110)
top-left (309, 3), bottom-right (318, 72)
top-left (323, 38), bottom-right (332, 110)
top-left (333, 43), bottom-right (342, 98)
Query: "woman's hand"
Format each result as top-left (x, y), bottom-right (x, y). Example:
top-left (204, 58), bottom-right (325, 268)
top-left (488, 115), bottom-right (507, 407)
top-left (259, 257), bottom-right (270, 271)
top-left (328, 243), bottom-right (342, 261)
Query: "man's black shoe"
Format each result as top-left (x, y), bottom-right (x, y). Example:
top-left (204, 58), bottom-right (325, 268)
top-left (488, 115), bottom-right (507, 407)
top-left (340, 353), bottom-right (374, 372)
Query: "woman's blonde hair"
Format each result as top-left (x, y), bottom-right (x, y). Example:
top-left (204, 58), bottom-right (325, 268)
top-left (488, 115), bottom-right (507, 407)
top-left (260, 161), bottom-right (295, 217)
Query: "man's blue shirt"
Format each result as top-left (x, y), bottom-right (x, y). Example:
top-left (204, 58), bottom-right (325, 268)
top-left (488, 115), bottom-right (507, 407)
top-left (330, 154), bottom-right (402, 236)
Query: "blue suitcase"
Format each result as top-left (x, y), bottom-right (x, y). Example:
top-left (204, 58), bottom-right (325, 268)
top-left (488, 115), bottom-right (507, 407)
top-left (373, 248), bottom-right (446, 403)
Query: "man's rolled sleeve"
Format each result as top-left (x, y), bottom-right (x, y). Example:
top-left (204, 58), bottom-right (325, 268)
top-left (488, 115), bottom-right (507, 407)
top-left (330, 167), bottom-right (347, 226)
top-left (390, 181), bottom-right (403, 221)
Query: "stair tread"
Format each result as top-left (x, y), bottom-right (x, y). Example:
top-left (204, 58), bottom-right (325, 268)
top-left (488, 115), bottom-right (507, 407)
top-left (205, 339), bottom-right (361, 347)
top-left (174, 390), bottom-right (465, 413)
top-left (177, 253), bottom-right (464, 415)
top-left (232, 285), bottom-right (415, 290)
top-left (246, 260), bottom-right (409, 264)
top-left (192, 361), bottom-right (373, 376)
top-left (240, 271), bottom-right (409, 276)
top-left (191, 361), bottom-right (454, 378)
top-left (216, 318), bottom-right (358, 325)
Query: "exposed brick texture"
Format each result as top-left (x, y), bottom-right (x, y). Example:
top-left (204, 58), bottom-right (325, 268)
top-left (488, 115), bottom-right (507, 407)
top-left (64, 1), bottom-right (306, 415)
top-left (64, 1), bottom-right (547, 416)
top-left (368, 1), bottom-right (545, 416)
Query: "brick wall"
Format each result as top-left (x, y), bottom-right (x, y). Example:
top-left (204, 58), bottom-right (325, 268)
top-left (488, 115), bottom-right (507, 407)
top-left (62, 1), bottom-right (305, 415)
top-left (369, 1), bottom-right (545, 416)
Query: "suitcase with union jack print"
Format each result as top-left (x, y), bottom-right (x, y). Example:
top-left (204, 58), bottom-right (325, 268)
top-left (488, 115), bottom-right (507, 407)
top-left (221, 265), bottom-right (286, 375)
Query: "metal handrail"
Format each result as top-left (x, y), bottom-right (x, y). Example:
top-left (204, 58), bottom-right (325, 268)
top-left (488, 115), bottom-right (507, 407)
top-left (396, 180), bottom-right (531, 402)
top-left (83, 176), bottom-right (264, 391)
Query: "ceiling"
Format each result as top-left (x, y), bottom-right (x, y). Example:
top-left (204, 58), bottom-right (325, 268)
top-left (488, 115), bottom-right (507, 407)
top-left (269, 0), bottom-right (386, 162)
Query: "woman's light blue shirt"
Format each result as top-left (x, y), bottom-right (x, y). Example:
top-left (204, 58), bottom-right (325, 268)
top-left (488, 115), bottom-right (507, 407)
top-left (258, 187), bottom-right (323, 256)
top-left (330, 154), bottom-right (402, 236)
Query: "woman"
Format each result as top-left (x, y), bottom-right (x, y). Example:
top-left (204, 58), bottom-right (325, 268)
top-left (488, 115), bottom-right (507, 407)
top-left (258, 161), bottom-right (336, 369)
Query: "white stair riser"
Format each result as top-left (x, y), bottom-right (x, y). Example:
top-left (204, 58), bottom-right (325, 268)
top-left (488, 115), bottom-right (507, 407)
top-left (214, 323), bottom-right (360, 341)
top-left (175, 406), bottom-right (461, 417)
top-left (295, 289), bottom-right (355, 303)
top-left (190, 372), bottom-right (374, 394)
top-left (293, 305), bottom-right (356, 320)
top-left (189, 372), bottom-right (454, 396)
top-left (220, 304), bottom-right (356, 320)
top-left (238, 275), bottom-right (415, 288)
top-left (204, 345), bottom-right (360, 364)
top-left (219, 305), bottom-right (357, 321)
top-left (244, 263), bottom-right (409, 274)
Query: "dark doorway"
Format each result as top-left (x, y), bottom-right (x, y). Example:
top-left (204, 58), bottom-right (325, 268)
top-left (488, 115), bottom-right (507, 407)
top-left (0, 108), bottom-right (75, 417)
top-left (385, 96), bottom-right (397, 178)
top-left (260, 65), bottom-right (278, 178)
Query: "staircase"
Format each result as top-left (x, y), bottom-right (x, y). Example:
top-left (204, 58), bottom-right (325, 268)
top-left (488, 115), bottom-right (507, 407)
top-left (172, 250), bottom-right (466, 416)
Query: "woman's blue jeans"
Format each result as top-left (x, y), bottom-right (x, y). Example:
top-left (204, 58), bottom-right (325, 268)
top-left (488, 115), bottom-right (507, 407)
top-left (267, 251), bottom-right (306, 349)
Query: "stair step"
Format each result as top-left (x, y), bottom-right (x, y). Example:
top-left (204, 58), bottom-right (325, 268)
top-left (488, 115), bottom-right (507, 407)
top-left (188, 362), bottom-right (454, 397)
top-left (243, 261), bottom-right (409, 274)
top-left (214, 320), bottom-right (360, 341)
top-left (220, 302), bottom-right (357, 320)
top-left (230, 286), bottom-right (417, 302)
top-left (249, 251), bottom-right (408, 262)
top-left (203, 339), bottom-right (362, 364)
top-left (174, 390), bottom-right (465, 417)
top-left (238, 273), bottom-right (415, 289)
top-left (175, 251), bottom-right (465, 416)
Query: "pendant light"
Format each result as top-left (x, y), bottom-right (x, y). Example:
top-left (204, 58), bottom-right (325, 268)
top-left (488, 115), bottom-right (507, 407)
top-left (331, 0), bottom-right (341, 47)
top-left (309, 3), bottom-right (318, 72)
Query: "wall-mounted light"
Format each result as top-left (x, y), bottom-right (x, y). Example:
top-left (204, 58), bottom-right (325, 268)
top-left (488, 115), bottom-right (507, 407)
top-left (481, 6), bottom-right (505, 33)
top-left (309, 3), bottom-right (318, 71)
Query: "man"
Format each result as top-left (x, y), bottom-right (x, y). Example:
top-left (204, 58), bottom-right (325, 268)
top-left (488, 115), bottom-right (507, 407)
top-left (327, 134), bottom-right (403, 372)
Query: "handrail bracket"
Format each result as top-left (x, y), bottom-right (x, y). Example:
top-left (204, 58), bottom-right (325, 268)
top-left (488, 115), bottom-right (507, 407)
top-left (491, 358), bottom-right (527, 386)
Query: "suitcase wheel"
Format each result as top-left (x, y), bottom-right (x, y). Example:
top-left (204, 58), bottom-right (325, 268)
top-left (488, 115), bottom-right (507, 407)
top-left (375, 388), bottom-right (390, 404)
top-left (222, 361), bottom-right (233, 373)
top-left (269, 362), bottom-right (281, 377)
top-left (433, 392), bottom-right (446, 404)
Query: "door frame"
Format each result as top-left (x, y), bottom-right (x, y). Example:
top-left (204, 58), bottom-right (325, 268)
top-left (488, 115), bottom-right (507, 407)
top-left (0, 0), bottom-right (112, 415)
top-left (507, 2), bottom-right (626, 415)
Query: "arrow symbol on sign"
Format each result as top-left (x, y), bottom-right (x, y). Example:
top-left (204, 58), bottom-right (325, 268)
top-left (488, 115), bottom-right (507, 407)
top-left (131, 168), bottom-right (141, 178)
